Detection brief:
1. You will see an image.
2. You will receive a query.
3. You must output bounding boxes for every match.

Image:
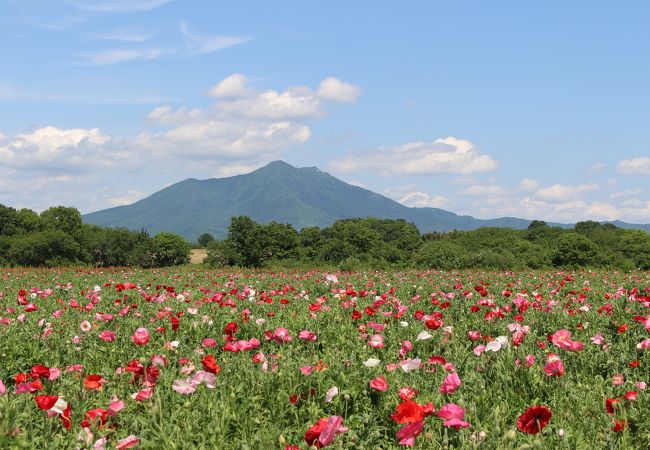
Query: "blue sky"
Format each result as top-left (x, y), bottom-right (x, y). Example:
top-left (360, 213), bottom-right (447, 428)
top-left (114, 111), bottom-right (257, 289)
top-left (1, 0), bottom-right (649, 223)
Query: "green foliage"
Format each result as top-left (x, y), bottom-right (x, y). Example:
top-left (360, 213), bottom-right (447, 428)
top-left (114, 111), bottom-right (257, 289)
top-left (7, 230), bottom-right (83, 266)
top-left (205, 215), bottom-right (649, 271)
top-left (197, 232), bottom-right (215, 247)
top-left (552, 232), bottom-right (602, 268)
top-left (0, 203), bottom-right (191, 268)
top-left (151, 232), bottom-right (191, 266)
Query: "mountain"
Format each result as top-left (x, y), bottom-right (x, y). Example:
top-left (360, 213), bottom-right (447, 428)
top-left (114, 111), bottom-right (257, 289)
top-left (82, 161), bottom-right (650, 240)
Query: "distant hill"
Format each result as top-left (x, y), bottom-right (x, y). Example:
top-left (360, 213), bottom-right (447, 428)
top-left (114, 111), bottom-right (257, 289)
top-left (83, 160), bottom-right (650, 241)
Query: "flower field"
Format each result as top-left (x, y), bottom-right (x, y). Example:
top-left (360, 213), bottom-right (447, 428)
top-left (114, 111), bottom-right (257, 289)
top-left (0, 268), bottom-right (649, 449)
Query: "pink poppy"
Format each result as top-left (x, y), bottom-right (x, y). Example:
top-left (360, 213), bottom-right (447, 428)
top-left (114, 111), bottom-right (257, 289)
top-left (368, 334), bottom-right (385, 349)
top-left (370, 376), bottom-right (388, 391)
top-left (396, 420), bottom-right (424, 446)
top-left (98, 331), bottom-right (116, 342)
top-left (131, 328), bottom-right (150, 346)
top-left (115, 435), bottom-right (140, 449)
top-left (439, 372), bottom-right (461, 394)
top-left (544, 354), bottom-right (565, 377)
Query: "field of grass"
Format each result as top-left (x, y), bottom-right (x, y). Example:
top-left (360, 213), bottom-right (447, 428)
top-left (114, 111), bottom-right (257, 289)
top-left (0, 267), bottom-right (649, 449)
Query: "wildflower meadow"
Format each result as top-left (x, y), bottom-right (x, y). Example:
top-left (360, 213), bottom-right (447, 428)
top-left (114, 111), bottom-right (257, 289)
top-left (0, 267), bottom-right (649, 449)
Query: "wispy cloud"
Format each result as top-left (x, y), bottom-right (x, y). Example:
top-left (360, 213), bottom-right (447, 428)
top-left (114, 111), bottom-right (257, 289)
top-left (95, 30), bottom-right (154, 42)
top-left (65, 0), bottom-right (174, 13)
top-left (78, 48), bottom-right (169, 65)
top-left (180, 22), bottom-right (251, 55)
top-left (78, 23), bottom-right (250, 65)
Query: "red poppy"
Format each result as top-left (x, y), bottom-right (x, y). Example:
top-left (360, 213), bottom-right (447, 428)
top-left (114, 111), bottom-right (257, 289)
top-left (60, 404), bottom-right (72, 430)
top-left (31, 365), bottom-right (51, 379)
top-left (612, 419), bottom-right (628, 432)
top-left (81, 408), bottom-right (109, 429)
top-left (605, 398), bottom-right (619, 415)
top-left (224, 321), bottom-right (238, 336)
top-left (201, 354), bottom-right (221, 374)
top-left (83, 374), bottom-right (104, 390)
top-left (304, 418), bottom-right (328, 448)
top-left (516, 405), bottom-right (552, 434)
top-left (34, 395), bottom-right (58, 410)
top-left (391, 399), bottom-right (433, 424)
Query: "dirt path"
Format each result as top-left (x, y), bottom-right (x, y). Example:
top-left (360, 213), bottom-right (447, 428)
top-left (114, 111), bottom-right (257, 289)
top-left (190, 249), bottom-right (208, 264)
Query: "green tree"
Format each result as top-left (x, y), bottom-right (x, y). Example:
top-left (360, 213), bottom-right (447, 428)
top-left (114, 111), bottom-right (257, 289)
top-left (197, 233), bottom-right (215, 247)
top-left (0, 205), bottom-right (19, 236)
top-left (552, 232), bottom-right (601, 268)
top-left (40, 206), bottom-right (83, 235)
top-left (205, 240), bottom-right (241, 267)
top-left (151, 232), bottom-right (191, 266)
top-left (7, 230), bottom-right (83, 266)
top-left (414, 240), bottom-right (466, 270)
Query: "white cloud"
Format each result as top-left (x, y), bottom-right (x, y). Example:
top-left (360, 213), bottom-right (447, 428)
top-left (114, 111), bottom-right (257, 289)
top-left (0, 126), bottom-right (125, 171)
top-left (611, 188), bottom-right (644, 199)
top-left (146, 106), bottom-right (205, 125)
top-left (316, 77), bottom-right (362, 103)
top-left (208, 74), bottom-right (250, 99)
top-left (0, 75), bottom-right (361, 213)
top-left (347, 180), bottom-right (367, 188)
top-left (461, 184), bottom-right (506, 197)
top-left (618, 157), bottom-right (650, 175)
top-left (66, 0), bottom-right (174, 13)
top-left (180, 22), bottom-right (251, 55)
top-left (78, 48), bottom-right (168, 65)
top-left (520, 178), bottom-right (539, 191)
top-left (108, 190), bottom-right (148, 206)
top-left (136, 119), bottom-right (310, 159)
top-left (95, 30), bottom-right (153, 42)
top-left (398, 191), bottom-right (451, 208)
top-left (212, 161), bottom-right (267, 178)
top-left (331, 137), bottom-right (498, 176)
top-left (79, 23), bottom-right (249, 66)
top-left (206, 74), bottom-right (361, 120)
top-left (588, 162), bottom-right (606, 175)
top-left (535, 183), bottom-right (598, 201)
top-left (384, 185), bottom-right (451, 209)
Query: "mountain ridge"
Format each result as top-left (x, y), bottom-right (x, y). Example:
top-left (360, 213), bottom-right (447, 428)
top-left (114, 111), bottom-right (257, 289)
top-left (83, 160), bottom-right (650, 240)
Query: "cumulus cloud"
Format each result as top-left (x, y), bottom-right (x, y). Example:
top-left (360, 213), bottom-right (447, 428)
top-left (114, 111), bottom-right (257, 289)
top-left (208, 74), bottom-right (250, 99)
top-left (461, 184), bottom-right (506, 197)
top-left (135, 119), bottom-right (310, 159)
top-left (347, 180), bottom-right (368, 188)
top-left (0, 75), bottom-right (360, 213)
top-left (535, 183), bottom-right (598, 201)
top-left (618, 157), bottom-right (650, 175)
top-left (138, 74), bottom-right (361, 159)
top-left (331, 137), bottom-right (498, 175)
top-left (611, 188), bottom-right (644, 199)
top-left (384, 185), bottom-right (451, 209)
top-left (108, 190), bottom-right (148, 206)
top-left (316, 77), bottom-right (362, 103)
top-left (206, 74), bottom-right (360, 120)
top-left (146, 106), bottom-right (205, 125)
top-left (0, 126), bottom-right (131, 171)
top-left (519, 178), bottom-right (539, 191)
top-left (212, 161), bottom-right (268, 178)
top-left (588, 162), bottom-right (607, 175)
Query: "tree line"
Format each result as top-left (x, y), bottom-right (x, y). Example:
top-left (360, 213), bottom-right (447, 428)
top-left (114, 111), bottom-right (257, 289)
top-left (0, 205), bottom-right (190, 267)
top-left (204, 216), bottom-right (650, 270)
